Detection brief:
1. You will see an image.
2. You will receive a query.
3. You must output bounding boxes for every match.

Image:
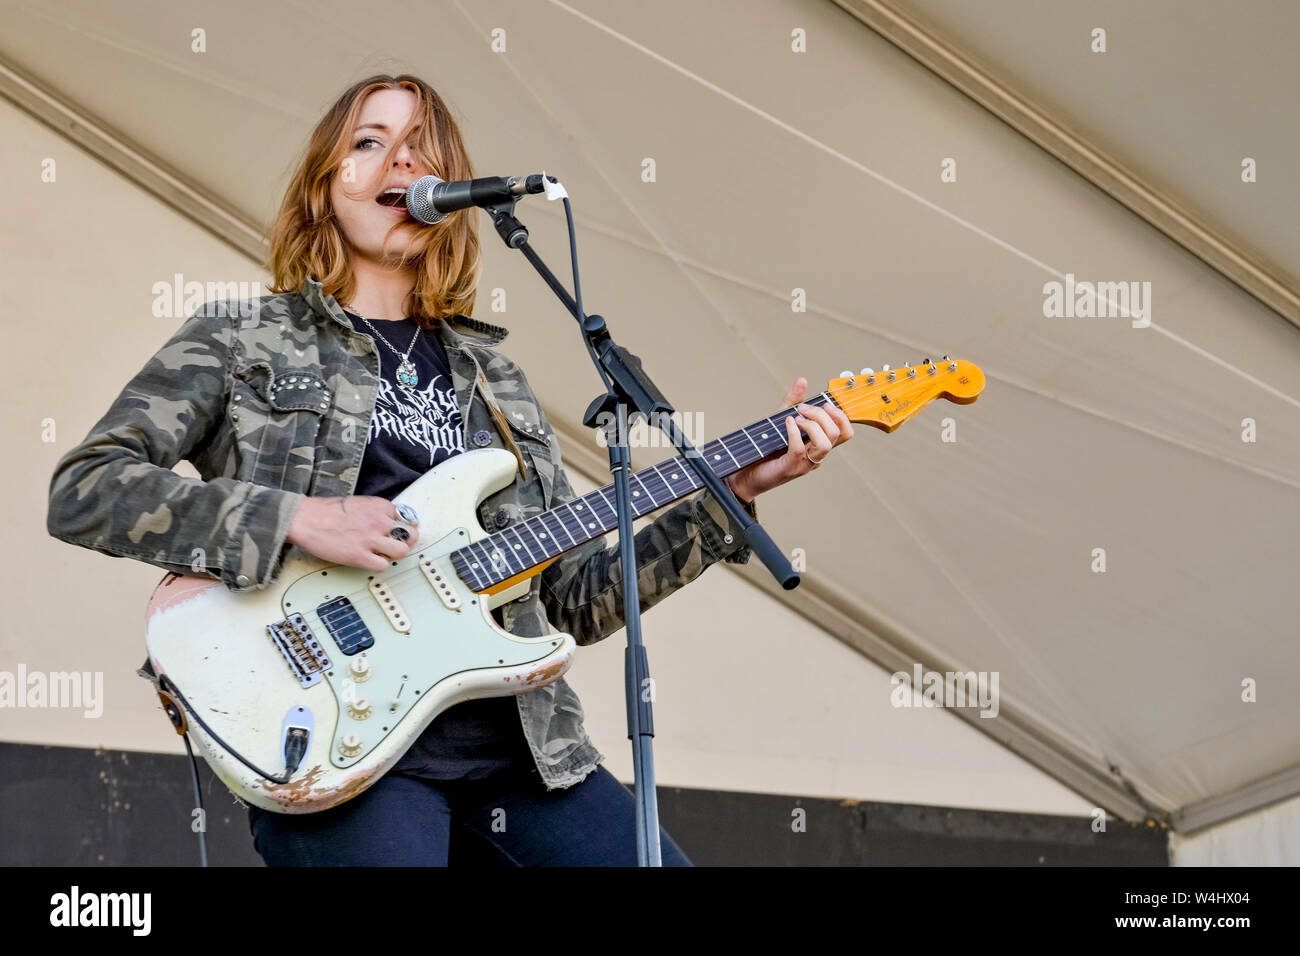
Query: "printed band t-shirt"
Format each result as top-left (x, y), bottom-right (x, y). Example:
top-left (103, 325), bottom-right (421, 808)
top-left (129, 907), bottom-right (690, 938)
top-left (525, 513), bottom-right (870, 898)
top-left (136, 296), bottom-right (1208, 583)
top-left (345, 312), bottom-right (466, 499)
top-left (343, 310), bottom-right (535, 781)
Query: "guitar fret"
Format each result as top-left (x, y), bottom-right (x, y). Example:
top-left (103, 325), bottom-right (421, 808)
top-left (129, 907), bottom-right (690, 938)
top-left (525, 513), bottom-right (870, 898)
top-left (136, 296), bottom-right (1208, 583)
top-left (482, 540), bottom-right (504, 578)
top-left (762, 415), bottom-right (786, 455)
top-left (469, 540), bottom-right (492, 580)
top-left (554, 507), bottom-right (579, 547)
top-left (508, 527), bottom-right (538, 566)
top-left (596, 487), bottom-right (617, 526)
top-left (457, 546), bottom-right (478, 590)
top-left (645, 463), bottom-right (674, 503)
top-left (467, 555), bottom-right (485, 591)
top-left (631, 472), bottom-right (657, 510)
top-left (489, 539), bottom-right (511, 577)
top-left (536, 511), bottom-right (565, 552)
top-left (482, 539), bottom-right (506, 578)
top-left (674, 464), bottom-right (701, 489)
top-left (719, 435), bottom-right (742, 468)
top-left (512, 515), bottom-right (538, 561)
top-left (484, 536), bottom-right (515, 577)
top-left (543, 520), bottom-right (562, 557)
top-left (462, 543), bottom-right (488, 587)
top-left (488, 538), bottom-right (514, 574)
top-left (566, 501), bottom-right (596, 537)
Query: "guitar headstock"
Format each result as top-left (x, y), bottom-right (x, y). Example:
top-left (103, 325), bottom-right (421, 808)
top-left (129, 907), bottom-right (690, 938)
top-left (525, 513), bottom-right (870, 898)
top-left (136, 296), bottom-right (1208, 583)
top-left (827, 357), bottom-right (985, 432)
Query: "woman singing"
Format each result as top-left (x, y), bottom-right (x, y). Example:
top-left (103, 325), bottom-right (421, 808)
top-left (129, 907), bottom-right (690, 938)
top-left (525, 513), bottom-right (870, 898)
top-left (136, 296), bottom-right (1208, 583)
top-left (46, 74), bottom-right (852, 866)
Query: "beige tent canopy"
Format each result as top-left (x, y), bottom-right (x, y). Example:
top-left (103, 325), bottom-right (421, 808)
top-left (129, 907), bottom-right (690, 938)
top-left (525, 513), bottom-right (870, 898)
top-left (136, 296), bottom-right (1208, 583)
top-left (3, 0), bottom-right (1296, 857)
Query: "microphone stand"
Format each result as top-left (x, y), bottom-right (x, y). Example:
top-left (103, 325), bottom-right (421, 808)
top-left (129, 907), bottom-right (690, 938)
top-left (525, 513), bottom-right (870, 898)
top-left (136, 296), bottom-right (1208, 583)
top-left (481, 193), bottom-right (799, 866)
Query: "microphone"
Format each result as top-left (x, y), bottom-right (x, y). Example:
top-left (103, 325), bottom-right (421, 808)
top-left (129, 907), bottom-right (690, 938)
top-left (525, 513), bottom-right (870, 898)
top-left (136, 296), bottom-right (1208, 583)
top-left (405, 173), bottom-right (553, 224)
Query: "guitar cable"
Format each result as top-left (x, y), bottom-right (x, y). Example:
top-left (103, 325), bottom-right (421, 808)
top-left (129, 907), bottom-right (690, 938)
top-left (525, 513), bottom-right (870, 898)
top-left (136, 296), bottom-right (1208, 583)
top-left (180, 731), bottom-right (208, 868)
top-left (154, 672), bottom-right (309, 866)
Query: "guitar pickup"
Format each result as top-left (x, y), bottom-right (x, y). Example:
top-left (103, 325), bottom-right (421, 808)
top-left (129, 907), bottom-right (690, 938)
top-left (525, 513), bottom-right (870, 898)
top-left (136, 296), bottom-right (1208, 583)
top-left (267, 614), bottom-right (331, 688)
top-left (419, 555), bottom-right (462, 610)
top-left (316, 596), bottom-right (375, 656)
top-left (367, 578), bottom-right (411, 634)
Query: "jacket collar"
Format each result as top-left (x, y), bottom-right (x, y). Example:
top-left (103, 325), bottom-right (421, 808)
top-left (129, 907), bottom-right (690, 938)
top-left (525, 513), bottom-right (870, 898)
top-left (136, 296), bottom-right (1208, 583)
top-left (298, 275), bottom-right (509, 349)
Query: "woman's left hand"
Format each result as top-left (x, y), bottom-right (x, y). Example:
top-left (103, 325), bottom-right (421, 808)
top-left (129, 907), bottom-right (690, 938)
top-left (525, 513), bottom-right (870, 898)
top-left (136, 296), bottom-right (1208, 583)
top-left (727, 377), bottom-right (854, 503)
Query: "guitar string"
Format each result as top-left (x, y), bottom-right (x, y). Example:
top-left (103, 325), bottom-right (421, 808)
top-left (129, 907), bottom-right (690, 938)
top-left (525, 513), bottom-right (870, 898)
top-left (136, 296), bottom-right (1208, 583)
top-left (279, 372), bottom-right (962, 629)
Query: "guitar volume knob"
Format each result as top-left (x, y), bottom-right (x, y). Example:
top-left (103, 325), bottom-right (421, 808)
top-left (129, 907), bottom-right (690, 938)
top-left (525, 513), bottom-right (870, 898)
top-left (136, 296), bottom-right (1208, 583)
top-left (348, 657), bottom-right (371, 682)
top-left (348, 698), bottom-right (372, 720)
top-left (339, 733), bottom-right (363, 757)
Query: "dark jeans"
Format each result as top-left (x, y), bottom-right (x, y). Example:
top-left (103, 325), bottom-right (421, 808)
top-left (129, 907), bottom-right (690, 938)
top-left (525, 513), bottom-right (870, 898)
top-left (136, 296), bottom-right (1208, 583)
top-left (247, 763), bottom-right (693, 866)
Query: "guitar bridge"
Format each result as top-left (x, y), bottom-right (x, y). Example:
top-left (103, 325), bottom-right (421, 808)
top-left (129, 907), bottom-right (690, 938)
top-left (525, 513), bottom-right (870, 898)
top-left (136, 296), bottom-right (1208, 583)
top-left (267, 613), bottom-right (331, 688)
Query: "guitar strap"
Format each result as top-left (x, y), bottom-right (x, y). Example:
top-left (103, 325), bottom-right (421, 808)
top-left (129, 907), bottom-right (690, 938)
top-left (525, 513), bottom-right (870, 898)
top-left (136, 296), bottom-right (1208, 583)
top-left (475, 368), bottom-right (529, 481)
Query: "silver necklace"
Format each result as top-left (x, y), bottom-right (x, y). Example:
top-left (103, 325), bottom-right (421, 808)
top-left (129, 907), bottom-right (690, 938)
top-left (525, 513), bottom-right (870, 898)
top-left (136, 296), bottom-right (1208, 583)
top-left (349, 309), bottom-right (421, 388)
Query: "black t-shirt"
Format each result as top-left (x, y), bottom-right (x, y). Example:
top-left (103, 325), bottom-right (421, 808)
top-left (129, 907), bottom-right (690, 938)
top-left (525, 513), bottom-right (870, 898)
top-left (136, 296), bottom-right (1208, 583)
top-left (344, 310), bottom-right (534, 781)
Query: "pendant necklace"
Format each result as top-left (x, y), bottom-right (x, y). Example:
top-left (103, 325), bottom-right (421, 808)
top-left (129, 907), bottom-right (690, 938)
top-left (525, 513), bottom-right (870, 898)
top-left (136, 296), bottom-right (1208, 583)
top-left (349, 309), bottom-right (421, 388)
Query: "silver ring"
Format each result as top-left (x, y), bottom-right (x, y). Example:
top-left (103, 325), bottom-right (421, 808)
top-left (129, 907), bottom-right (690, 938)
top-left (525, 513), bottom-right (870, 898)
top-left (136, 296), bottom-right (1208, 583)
top-left (804, 449), bottom-right (823, 468)
top-left (389, 526), bottom-right (410, 542)
top-left (395, 503), bottom-right (419, 524)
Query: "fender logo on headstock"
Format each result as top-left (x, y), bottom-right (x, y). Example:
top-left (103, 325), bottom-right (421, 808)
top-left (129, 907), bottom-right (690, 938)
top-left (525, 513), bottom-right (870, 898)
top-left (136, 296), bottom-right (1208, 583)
top-left (880, 398), bottom-right (912, 422)
top-left (828, 359), bottom-right (985, 434)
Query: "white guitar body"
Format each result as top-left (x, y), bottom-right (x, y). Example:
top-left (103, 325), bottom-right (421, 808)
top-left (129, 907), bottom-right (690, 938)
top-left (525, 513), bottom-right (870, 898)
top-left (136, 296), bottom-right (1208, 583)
top-left (144, 448), bottom-right (575, 814)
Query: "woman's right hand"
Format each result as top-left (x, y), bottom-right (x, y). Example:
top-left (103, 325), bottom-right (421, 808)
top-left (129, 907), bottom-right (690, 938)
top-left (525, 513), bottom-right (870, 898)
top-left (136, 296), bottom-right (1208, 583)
top-left (286, 496), bottom-right (418, 572)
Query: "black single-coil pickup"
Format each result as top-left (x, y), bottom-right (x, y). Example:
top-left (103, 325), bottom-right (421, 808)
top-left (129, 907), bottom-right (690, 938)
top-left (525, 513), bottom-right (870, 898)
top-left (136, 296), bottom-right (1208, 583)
top-left (267, 613), bottom-right (331, 688)
top-left (316, 596), bottom-right (375, 656)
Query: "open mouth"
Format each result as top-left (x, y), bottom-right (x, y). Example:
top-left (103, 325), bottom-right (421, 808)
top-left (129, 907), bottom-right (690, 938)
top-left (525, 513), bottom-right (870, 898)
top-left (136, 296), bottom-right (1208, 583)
top-left (376, 188), bottom-right (408, 208)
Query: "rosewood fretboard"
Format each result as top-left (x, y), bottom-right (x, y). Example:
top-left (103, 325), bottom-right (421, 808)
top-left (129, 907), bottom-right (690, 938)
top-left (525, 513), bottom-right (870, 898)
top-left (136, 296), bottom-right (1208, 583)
top-left (449, 392), bottom-right (839, 591)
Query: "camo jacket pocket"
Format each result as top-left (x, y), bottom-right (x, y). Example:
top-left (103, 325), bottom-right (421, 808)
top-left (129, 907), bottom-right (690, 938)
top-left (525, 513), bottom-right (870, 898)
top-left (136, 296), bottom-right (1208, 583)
top-left (496, 396), bottom-right (558, 510)
top-left (228, 361), bottom-right (332, 493)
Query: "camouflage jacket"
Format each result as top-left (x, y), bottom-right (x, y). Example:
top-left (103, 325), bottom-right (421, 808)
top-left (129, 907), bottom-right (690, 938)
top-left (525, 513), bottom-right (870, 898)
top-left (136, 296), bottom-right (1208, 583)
top-left (47, 275), bottom-right (757, 791)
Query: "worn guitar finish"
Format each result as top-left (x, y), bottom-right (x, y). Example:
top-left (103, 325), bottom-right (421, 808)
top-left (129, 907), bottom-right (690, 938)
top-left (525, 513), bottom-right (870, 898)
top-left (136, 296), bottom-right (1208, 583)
top-left (144, 361), bottom-right (984, 813)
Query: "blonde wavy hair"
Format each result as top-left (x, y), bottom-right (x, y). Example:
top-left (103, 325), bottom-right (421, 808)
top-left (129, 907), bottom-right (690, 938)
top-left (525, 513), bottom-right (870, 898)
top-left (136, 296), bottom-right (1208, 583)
top-left (266, 74), bottom-right (481, 328)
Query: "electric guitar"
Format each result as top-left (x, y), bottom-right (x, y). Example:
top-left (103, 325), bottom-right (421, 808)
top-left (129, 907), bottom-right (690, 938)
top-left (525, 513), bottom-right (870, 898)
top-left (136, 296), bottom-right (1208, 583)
top-left (145, 360), bottom-right (985, 813)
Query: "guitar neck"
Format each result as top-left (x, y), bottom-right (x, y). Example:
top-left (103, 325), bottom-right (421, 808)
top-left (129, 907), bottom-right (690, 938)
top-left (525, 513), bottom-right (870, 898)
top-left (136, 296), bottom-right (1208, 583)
top-left (449, 392), bottom-right (838, 591)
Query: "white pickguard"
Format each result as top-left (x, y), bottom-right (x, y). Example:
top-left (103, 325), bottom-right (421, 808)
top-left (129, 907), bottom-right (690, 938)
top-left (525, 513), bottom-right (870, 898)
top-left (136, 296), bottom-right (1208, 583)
top-left (144, 448), bottom-right (575, 814)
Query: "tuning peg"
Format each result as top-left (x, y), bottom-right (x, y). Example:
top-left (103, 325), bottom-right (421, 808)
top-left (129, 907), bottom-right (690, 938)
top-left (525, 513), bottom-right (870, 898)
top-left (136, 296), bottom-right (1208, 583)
top-left (942, 354), bottom-right (950, 361)
top-left (881, 364), bottom-right (891, 372)
top-left (859, 368), bottom-right (873, 376)
top-left (922, 357), bottom-right (930, 364)
top-left (840, 370), bottom-right (854, 378)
